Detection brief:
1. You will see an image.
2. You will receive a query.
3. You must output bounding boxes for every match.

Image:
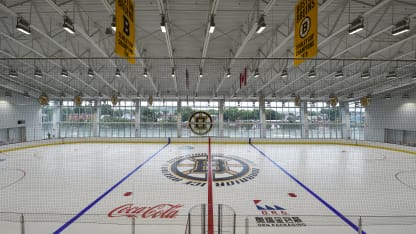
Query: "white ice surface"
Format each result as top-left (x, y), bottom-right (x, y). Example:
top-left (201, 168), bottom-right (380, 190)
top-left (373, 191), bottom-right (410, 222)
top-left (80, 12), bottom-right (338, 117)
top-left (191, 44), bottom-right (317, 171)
top-left (0, 142), bottom-right (415, 233)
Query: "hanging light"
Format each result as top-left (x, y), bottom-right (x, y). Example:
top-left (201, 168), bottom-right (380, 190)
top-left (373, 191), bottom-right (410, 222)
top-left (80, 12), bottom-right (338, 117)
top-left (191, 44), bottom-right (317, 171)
top-left (254, 68), bottom-right (260, 78)
top-left (308, 67), bottom-right (316, 78)
top-left (412, 73), bottom-right (416, 80)
top-left (5, 90), bottom-right (12, 97)
top-left (61, 68), bottom-right (69, 77)
top-left (111, 15), bottom-right (116, 32)
top-left (87, 67), bottom-right (95, 78)
top-left (347, 93), bottom-right (354, 99)
top-left (348, 16), bottom-right (364, 34)
top-left (386, 70), bottom-right (397, 79)
top-left (392, 17), bottom-right (410, 36)
top-left (281, 67), bottom-right (288, 78)
top-left (8, 69), bottom-right (18, 78)
top-left (199, 68), bottom-right (203, 78)
top-left (34, 68), bottom-right (43, 78)
top-left (115, 68), bottom-right (121, 78)
top-left (256, 15), bottom-right (266, 34)
top-left (171, 67), bottom-right (175, 78)
top-left (361, 69), bottom-right (370, 79)
top-left (16, 17), bottom-right (31, 35)
top-left (23, 91), bottom-right (30, 98)
top-left (402, 93), bottom-right (410, 99)
top-left (143, 68), bottom-right (148, 78)
top-left (63, 16), bottom-right (75, 34)
top-left (384, 94), bottom-right (392, 99)
top-left (335, 69), bottom-right (344, 78)
top-left (226, 68), bottom-right (231, 78)
top-left (209, 14), bottom-right (215, 34)
top-left (160, 14), bottom-right (167, 33)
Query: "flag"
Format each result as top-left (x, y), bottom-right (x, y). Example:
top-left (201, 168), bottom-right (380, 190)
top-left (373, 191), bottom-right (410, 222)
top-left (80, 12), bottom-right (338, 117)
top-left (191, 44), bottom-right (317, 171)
top-left (244, 67), bottom-right (247, 86)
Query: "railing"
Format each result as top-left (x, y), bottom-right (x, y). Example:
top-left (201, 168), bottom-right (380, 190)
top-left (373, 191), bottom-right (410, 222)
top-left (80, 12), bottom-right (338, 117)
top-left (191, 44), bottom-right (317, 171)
top-left (1, 212), bottom-right (415, 234)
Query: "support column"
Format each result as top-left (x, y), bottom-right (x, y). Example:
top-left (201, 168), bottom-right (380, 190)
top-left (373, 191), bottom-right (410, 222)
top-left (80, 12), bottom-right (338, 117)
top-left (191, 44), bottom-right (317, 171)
top-left (177, 100), bottom-right (182, 137)
top-left (300, 101), bottom-right (309, 138)
top-left (259, 97), bottom-right (266, 138)
top-left (218, 100), bottom-right (224, 137)
top-left (135, 100), bottom-right (141, 137)
top-left (52, 101), bottom-right (61, 138)
top-left (341, 102), bottom-right (351, 139)
top-left (92, 100), bottom-right (101, 137)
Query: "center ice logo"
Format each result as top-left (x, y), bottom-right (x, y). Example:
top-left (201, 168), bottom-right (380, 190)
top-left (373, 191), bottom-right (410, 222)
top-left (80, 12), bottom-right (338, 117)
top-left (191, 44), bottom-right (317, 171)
top-left (162, 153), bottom-right (259, 187)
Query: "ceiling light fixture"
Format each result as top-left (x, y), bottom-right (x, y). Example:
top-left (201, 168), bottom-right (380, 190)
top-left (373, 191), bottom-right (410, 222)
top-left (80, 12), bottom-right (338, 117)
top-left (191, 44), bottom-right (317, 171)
top-left (87, 68), bottom-right (95, 78)
top-left (16, 17), bottom-right (31, 35)
top-left (160, 14), bottom-right (167, 33)
top-left (111, 15), bottom-right (116, 32)
top-left (171, 67), bottom-right (175, 78)
top-left (384, 94), bottom-right (392, 99)
top-left (348, 16), bottom-right (364, 34)
top-left (63, 16), bottom-right (75, 34)
top-left (335, 69), bottom-right (344, 78)
top-left (281, 67), bottom-right (288, 78)
top-left (226, 68), bottom-right (231, 78)
top-left (347, 93), bottom-right (354, 99)
top-left (386, 70), bottom-right (397, 79)
top-left (254, 68), bottom-right (260, 78)
top-left (413, 73), bottom-right (416, 80)
top-left (115, 68), bottom-right (121, 78)
top-left (34, 68), bottom-right (43, 78)
top-left (361, 69), bottom-right (370, 79)
top-left (308, 67), bottom-right (316, 78)
top-left (61, 68), bottom-right (69, 77)
top-left (5, 91), bottom-right (12, 97)
top-left (209, 14), bottom-right (215, 34)
top-left (143, 68), bottom-right (148, 78)
top-left (199, 68), bottom-right (203, 78)
top-left (8, 69), bottom-right (18, 78)
top-left (256, 15), bottom-right (266, 34)
top-left (402, 93), bottom-right (410, 99)
top-left (23, 91), bottom-right (30, 98)
top-left (392, 17), bottom-right (410, 36)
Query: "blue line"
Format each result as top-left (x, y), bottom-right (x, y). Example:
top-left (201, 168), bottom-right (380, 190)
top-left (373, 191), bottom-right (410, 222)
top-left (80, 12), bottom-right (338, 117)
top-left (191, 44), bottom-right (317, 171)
top-left (250, 143), bottom-right (366, 234)
top-left (54, 142), bottom-right (170, 233)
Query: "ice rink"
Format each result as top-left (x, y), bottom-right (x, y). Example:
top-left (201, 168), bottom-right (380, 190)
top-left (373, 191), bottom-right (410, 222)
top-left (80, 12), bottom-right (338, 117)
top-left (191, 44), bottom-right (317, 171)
top-left (1, 140), bottom-right (416, 234)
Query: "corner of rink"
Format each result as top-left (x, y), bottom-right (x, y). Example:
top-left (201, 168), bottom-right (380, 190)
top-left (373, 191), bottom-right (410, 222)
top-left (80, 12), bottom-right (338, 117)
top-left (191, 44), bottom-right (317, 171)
top-left (0, 137), bottom-right (415, 155)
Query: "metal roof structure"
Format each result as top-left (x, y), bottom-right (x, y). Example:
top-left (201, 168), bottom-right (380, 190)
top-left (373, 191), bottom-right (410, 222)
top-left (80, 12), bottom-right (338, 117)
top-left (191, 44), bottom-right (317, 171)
top-left (1, 0), bottom-right (416, 101)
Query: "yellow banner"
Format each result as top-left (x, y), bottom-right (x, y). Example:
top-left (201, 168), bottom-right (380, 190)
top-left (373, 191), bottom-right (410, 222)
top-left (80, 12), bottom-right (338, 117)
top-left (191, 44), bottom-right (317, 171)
top-left (115, 0), bottom-right (135, 64)
top-left (294, 0), bottom-right (317, 66)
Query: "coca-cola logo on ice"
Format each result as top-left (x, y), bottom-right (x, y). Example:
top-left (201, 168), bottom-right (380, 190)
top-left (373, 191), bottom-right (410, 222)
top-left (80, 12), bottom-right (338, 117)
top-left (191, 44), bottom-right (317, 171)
top-left (108, 203), bottom-right (183, 219)
top-left (108, 192), bottom-right (183, 219)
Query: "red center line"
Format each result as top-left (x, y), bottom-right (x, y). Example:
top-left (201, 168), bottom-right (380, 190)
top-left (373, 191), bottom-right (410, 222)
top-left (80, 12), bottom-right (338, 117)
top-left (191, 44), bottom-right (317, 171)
top-left (207, 137), bottom-right (214, 234)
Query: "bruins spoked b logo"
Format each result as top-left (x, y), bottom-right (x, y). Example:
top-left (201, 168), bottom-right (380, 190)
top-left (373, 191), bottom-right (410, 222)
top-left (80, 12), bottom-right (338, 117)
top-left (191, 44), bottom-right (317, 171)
top-left (162, 153), bottom-right (259, 187)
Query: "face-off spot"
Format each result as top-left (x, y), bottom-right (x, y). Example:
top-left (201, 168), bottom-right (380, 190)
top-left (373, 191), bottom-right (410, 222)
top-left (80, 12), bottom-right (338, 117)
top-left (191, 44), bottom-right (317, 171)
top-left (124, 192), bottom-right (133, 197)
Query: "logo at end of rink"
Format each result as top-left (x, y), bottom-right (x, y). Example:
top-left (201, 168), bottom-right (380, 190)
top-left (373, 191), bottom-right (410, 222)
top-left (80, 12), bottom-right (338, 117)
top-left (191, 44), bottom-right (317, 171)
top-left (253, 200), bottom-right (306, 227)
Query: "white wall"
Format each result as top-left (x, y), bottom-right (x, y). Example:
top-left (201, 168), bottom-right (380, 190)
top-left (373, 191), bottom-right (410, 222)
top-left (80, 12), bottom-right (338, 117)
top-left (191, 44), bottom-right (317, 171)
top-left (0, 91), bottom-right (42, 142)
top-left (365, 91), bottom-right (416, 142)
